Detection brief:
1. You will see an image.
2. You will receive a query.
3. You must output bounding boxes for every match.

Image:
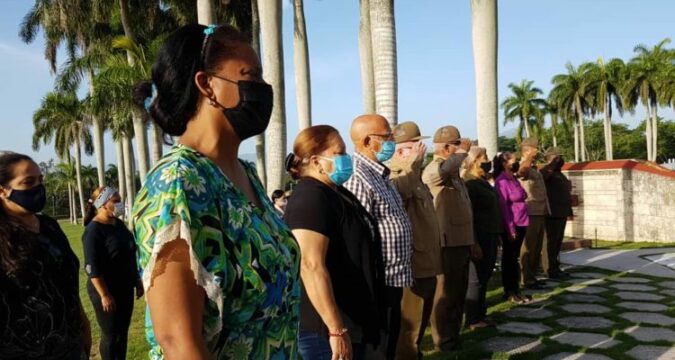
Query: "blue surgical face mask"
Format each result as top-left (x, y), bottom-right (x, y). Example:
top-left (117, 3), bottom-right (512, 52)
top-left (319, 154), bottom-right (353, 186)
top-left (375, 140), bottom-right (396, 162)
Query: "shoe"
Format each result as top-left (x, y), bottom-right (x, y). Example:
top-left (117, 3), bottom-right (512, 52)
top-left (525, 282), bottom-right (545, 290)
top-left (516, 293), bottom-right (533, 303)
top-left (468, 320), bottom-right (494, 330)
top-left (508, 294), bottom-right (526, 304)
top-left (548, 271), bottom-right (570, 280)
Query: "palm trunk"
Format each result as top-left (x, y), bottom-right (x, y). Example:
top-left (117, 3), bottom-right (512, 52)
top-left (74, 140), bottom-right (86, 224)
top-left (87, 69), bottom-right (105, 186)
top-left (293, 0), bottom-right (312, 131)
top-left (645, 104), bottom-right (653, 161)
top-left (523, 117), bottom-right (531, 138)
top-left (575, 98), bottom-right (586, 162)
top-left (116, 138), bottom-right (126, 203)
top-left (369, 0), bottom-right (398, 125)
top-left (651, 104), bottom-right (658, 162)
top-left (258, 0), bottom-right (287, 191)
top-left (122, 136), bottom-right (135, 215)
top-left (551, 113), bottom-right (558, 148)
top-left (197, 0), bottom-right (217, 25)
top-left (151, 123), bottom-right (163, 164)
top-left (251, 0), bottom-right (266, 187)
top-left (359, 0), bottom-right (376, 114)
top-left (573, 122), bottom-right (580, 163)
top-left (131, 112), bottom-right (150, 183)
top-left (470, 0), bottom-right (498, 159)
top-left (67, 183), bottom-right (75, 224)
top-left (118, 0), bottom-right (150, 182)
top-left (604, 99), bottom-right (612, 160)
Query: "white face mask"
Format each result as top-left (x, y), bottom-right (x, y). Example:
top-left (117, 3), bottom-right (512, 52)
top-left (113, 202), bottom-right (126, 218)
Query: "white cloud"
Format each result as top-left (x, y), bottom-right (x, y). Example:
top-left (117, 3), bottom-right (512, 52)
top-left (0, 41), bottom-right (44, 65)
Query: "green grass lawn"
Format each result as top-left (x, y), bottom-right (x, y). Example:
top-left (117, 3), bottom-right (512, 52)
top-left (60, 221), bottom-right (150, 360)
top-left (62, 220), bottom-right (673, 359)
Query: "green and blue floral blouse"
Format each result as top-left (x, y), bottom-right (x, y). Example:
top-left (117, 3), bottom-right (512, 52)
top-left (132, 144), bottom-right (300, 359)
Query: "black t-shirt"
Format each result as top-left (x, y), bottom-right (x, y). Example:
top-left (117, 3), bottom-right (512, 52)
top-left (0, 215), bottom-right (82, 359)
top-left (284, 177), bottom-right (386, 345)
top-left (82, 219), bottom-right (139, 290)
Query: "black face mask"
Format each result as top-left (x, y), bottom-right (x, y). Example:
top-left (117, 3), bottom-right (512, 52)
top-left (553, 156), bottom-right (565, 171)
top-left (510, 161), bottom-right (520, 173)
top-left (7, 184), bottom-right (46, 213)
top-left (220, 80), bottom-right (274, 141)
top-left (480, 161), bottom-right (492, 174)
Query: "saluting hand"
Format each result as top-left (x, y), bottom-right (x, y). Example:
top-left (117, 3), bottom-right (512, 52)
top-left (459, 138), bottom-right (472, 152)
top-left (412, 141), bottom-right (427, 162)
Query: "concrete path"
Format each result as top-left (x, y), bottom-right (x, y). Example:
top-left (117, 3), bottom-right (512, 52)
top-left (484, 268), bottom-right (675, 359)
top-left (561, 248), bottom-right (675, 278)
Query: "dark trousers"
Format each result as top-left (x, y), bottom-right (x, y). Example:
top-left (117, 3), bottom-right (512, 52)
top-left (384, 286), bottom-right (403, 360)
top-left (542, 217), bottom-right (568, 276)
top-left (431, 245), bottom-right (471, 351)
top-left (298, 330), bottom-right (366, 360)
top-left (87, 282), bottom-right (134, 360)
top-left (395, 276), bottom-right (437, 360)
top-left (502, 226), bottom-right (527, 295)
top-left (465, 232), bottom-right (499, 325)
top-left (521, 215), bottom-right (546, 285)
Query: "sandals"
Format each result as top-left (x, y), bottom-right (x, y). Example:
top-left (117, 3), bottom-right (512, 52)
top-left (507, 293), bottom-right (532, 304)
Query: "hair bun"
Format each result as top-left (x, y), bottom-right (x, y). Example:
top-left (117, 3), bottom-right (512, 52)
top-left (284, 153), bottom-right (296, 172)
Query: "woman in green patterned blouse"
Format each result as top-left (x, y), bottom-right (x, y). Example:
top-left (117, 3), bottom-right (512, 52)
top-left (131, 24), bottom-right (300, 360)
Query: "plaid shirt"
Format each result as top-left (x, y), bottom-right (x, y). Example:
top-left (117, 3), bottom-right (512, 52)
top-left (345, 152), bottom-right (414, 287)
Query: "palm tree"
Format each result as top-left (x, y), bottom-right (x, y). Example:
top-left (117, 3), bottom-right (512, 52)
top-left (258, 0), bottom-right (287, 191)
top-left (582, 58), bottom-right (626, 160)
top-left (53, 159), bottom-right (78, 223)
top-left (501, 79), bottom-right (547, 144)
top-left (293, 0), bottom-right (312, 131)
top-left (358, 0), bottom-right (376, 114)
top-left (80, 165), bottom-right (99, 193)
top-left (117, 0), bottom-right (151, 181)
top-left (32, 92), bottom-right (93, 223)
top-left (471, 0), bottom-right (498, 158)
top-left (623, 39), bottom-right (674, 162)
top-left (550, 63), bottom-right (595, 162)
top-left (251, 0), bottom-right (266, 187)
top-left (369, 0), bottom-right (398, 125)
top-left (20, 0), bottom-right (107, 187)
top-left (105, 164), bottom-right (118, 187)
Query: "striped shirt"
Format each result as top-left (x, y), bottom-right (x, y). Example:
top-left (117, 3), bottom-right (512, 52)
top-left (344, 152), bottom-right (414, 287)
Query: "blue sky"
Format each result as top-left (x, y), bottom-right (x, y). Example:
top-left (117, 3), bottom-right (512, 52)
top-left (1, 0), bottom-right (673, 166)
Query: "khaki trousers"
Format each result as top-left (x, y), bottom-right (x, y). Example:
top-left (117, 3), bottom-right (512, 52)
top-left (395, 277), bottom-right (437, 360)
top-left (521, 215), bottom-right (546, 285)
top-left (430, 246), bottom-right (471, 351)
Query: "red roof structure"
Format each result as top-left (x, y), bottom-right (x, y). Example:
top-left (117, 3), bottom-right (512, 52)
top-left (562, 159), bottom-right (675, 179)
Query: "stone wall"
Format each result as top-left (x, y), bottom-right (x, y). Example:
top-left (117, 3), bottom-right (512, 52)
top-left (563, 160), bottom-right (675, 243)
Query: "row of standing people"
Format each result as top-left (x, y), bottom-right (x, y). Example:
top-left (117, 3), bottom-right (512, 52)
top-left (281, 116), bottom-right (572, 359)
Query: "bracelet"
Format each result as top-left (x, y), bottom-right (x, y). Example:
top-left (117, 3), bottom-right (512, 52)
top-left (328, 328), bottom-right (349, 337)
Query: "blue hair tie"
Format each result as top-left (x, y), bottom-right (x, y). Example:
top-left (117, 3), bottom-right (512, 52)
top-left (144, 84), bottom-right (157, 111)
top-left (204, 24), bottom-right (217, 36)
top-left (200, 25), bottom-right (218, 69)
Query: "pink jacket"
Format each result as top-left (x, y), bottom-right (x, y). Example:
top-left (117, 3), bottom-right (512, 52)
top-left (494, 172), bottom-right (529, 236)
